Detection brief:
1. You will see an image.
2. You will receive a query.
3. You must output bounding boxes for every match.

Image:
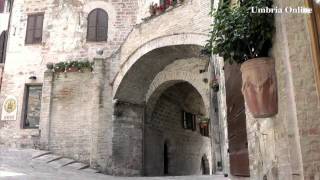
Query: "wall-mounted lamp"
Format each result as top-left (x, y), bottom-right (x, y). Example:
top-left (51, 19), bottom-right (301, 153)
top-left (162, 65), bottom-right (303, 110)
top-left (29, 76), bottom-right (37, 80)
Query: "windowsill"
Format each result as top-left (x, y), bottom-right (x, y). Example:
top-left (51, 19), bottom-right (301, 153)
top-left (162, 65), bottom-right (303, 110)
top-left (24, 43), bottom-right (42, 47)
top-left (22, 124), bottom-right (39, 129)
top-left (86, 41), bottom-right (107, 45)
top-left (143, 3), bottom-right (184, 22)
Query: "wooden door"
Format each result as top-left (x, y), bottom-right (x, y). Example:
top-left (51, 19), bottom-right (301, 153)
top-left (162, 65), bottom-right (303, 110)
top-left (225, 63), bottom-right (250, 177)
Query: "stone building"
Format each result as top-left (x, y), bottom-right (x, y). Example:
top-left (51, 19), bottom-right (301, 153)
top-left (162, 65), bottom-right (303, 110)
top-left (0, 0), bottom-right (320, 179)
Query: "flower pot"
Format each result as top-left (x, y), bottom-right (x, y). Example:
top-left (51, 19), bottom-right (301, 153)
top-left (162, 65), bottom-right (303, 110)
top-left (240, 57), bottom-right (278, 118)
top-left (199, 122), bottom-right (208, 128)
top-left (156, 9), bottom-right (162, 15)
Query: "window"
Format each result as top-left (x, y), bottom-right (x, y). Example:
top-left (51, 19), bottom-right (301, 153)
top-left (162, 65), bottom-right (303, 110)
top-left (182, 111), bottom-right (196, 131)
top-left (23, 85), bottom-right (42, 128)
top-left (0, 31), bottom-right (6, 63)
top-left (200, 125), bottom-right (209, 137)
top-left (87, 9), bottom-right (108, 42)
top-left (0, 0), bottom-right (4, 13)
top-left (25, 13), bottom-right (44, 44)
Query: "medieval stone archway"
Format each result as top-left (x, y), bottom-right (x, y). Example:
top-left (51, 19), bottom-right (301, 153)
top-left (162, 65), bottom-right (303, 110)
top-left (111, 34), bottom-right (219, 176)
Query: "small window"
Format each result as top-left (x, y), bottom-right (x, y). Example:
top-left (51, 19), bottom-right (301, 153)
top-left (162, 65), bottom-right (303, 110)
top-left (23, 85), bottom-right (42, 128)
top-left (25, 13), bottom-right (44, 44)
top-left (87, 8), bottom-right (108, 42)
top-left (182, 111), bottom-right (196, 131)
top-left (200, 125), bottom-right (209, 137)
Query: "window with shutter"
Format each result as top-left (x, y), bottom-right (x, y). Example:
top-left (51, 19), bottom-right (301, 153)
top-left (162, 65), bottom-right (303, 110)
top-left (0, 0), bottom-right (4, 13)
top-left (0, 31), bottom-right (6, 63)
top-left (87, 9), bottom-right (108, 42)
top-left (25, 13), bottom-right (44, 44)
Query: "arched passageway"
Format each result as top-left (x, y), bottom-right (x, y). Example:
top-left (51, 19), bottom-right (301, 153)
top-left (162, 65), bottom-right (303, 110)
top-left (112, 41), bottom-right (217, 176)
top-left (144, 82), bottom-right (211, 176)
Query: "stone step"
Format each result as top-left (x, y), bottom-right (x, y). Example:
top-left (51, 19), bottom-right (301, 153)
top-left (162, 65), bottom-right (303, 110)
top-left (64, 162), bottom-right (89, 170)
top-left (47, 158), bottom-right (75, 168)
top-left (34, 154), bottom-right (62, 163)
top-left (81, 168), bottom-right (100, 173)
top-left (31, 150), bottom-right (52, 159)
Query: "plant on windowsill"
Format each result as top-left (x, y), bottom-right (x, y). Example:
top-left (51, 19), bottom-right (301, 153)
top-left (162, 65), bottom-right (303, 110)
top-left (51, 60), bottom-right (94, 73)
top-left (199, 116), bottom-right (209, 128)
top-left (53, 62), bottom-right (66, 73)
top-left (66, 61), bottom-right (80, 72)
top-left (148, 0), bottom-right (184, 17)
top-left (204, 0), bottom-right (277, 118)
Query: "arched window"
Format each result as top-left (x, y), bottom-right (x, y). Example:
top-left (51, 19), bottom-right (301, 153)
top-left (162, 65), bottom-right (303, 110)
top-left (87, 8), bottom-right (108, 42)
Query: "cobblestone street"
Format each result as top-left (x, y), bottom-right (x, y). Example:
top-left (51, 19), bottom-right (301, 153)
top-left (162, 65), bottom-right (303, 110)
top-left (0, 147), bottom-right (232, 180)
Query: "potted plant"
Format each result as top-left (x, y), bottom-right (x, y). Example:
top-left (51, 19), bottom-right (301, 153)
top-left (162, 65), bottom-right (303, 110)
top-left (66, 61), bottom-right (80, 72)
top-left (149, 2), bottom-right (157, 16)
top-left (156, 4), bottom-right (164, 15)
top-left (199, 117), bottom-right (209, 128)
top-left (79, 60), bottom-right (94, 72)
top-left (53, 62), bottom-right (66, 73)
top-left (206, 0), bottom-right (277, 118)
top-left (166, 0), bottom-right (173, 10)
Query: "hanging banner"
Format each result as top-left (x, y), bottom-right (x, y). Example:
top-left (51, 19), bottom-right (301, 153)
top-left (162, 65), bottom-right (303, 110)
top-left (1, 95), bottom-right (18, 121)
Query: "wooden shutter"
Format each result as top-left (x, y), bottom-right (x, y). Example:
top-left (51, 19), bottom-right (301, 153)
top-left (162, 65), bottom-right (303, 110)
top-left (0, 0), bottom-right (4, 13)
top-left (0, 31), bottom-right (6, 63)
top-left (87, 10), bottom-right (97, 41)
top-left (25, 14), bottom-right (44, 44)
top-left (87, 9), bottom-right (108, 42)
top-left (34, 15), bottom-right (43, 42)
top-left (96, 9), bottom-right (108, 41)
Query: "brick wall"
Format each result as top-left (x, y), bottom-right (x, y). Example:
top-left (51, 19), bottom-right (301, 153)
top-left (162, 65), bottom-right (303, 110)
top-left (48, 71), bottom-right (96, 162)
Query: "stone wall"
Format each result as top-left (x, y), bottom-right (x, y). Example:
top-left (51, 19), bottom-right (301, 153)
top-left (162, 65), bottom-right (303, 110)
top-left (213, 0), bottom-right (320, 179)
top-left (0, 0), bottom-right (137, 150)
top-left (48, 71), bottom-right (96, 163)
top-left (144, 82), bottom-right (212, 176)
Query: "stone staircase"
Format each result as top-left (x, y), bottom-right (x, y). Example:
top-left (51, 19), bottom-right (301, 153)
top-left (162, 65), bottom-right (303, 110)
top-left (31, 150), bottom-right (99, 173)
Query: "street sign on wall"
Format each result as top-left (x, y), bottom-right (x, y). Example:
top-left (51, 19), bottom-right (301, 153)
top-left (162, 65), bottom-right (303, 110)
top-left (1, 95), bottom-right (18, 121)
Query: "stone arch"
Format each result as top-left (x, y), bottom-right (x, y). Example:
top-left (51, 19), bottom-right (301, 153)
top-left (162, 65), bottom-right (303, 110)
top-left (113, 33), bottom-right (208, 99)
top-left (145, 58), bottom-right (209, 117)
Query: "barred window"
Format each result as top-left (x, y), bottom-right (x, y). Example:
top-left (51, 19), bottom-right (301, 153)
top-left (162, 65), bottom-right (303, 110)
top-left (87, 9), bottom-right (108, 42)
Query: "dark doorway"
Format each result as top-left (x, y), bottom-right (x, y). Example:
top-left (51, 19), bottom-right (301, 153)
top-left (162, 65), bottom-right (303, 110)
top-left (164, 142), bottom-right (169, 175)
top-left (225, 63), bottom-right (250, 177)
top-left (201, 155), bottom-right (210, 175)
